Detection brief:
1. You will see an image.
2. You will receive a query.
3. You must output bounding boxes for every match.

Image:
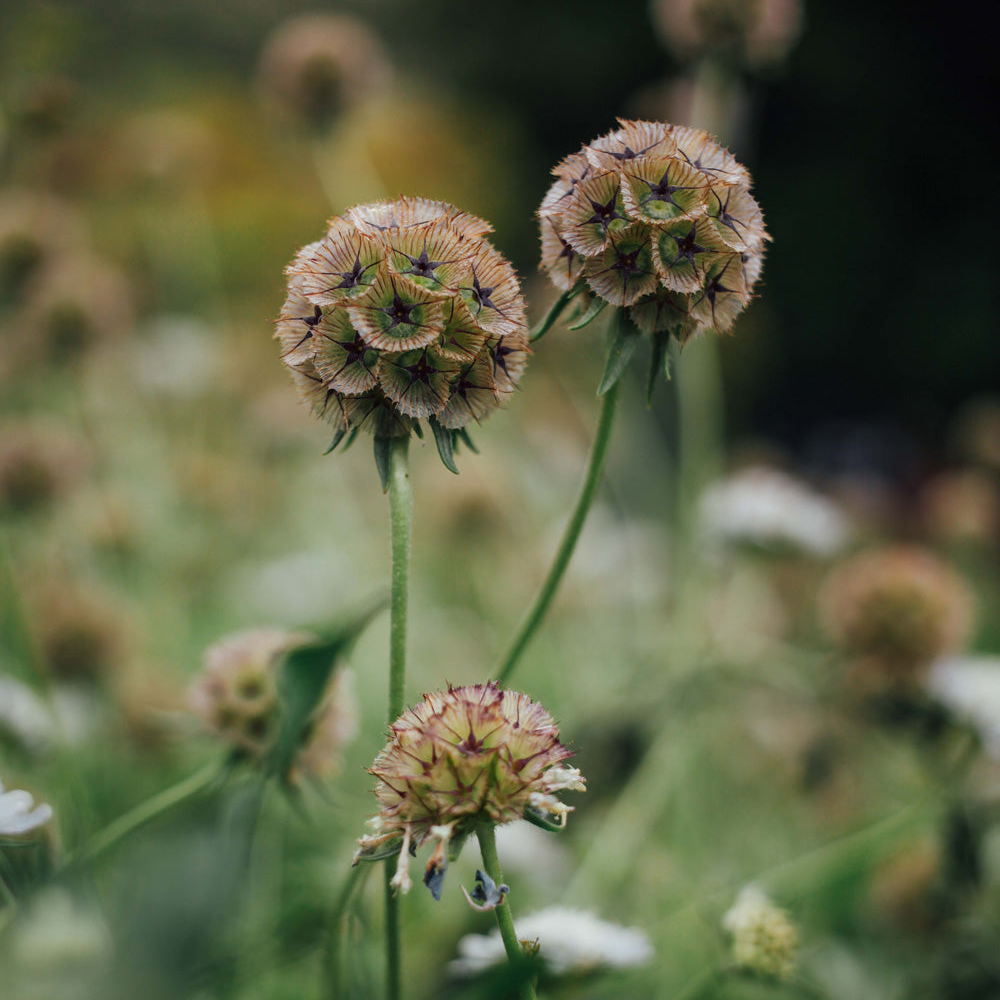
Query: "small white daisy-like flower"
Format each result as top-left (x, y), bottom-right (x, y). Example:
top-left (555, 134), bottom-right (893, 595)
top-left (450, 906), bottom-right (653, 977)
top-left (0, 778), bottom-right (53, 839)
top-left (723, 884), bottom-right (798, 979)
top-left (698, 466), bottom-right (851, 557)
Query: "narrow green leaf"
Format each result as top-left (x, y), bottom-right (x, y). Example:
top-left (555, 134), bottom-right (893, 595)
top-left (268, 596), bottom-right (387, 781)
top-left (340, 427), bottom-right (360, 453)
top-left (354, 838), bottom-right (404, 863)
top-left (646, 331), bottom-right (670, 407)
top-left (411, 421), bottom-right (424, 440)
top-left (429, 417), bottom-right (459, 474)
top-left (597, 310), bottom-right (642, 396)
top-left (568, 296), bottom-right (606, 331)
top-left (323, 427), bottom-right (347, 455)
top-left (456, 427), bottom-right (479, 454)
top-left (373, 434), bottom-right (391, 492)
top-left (529, 284), bottom-right (584, 343)
top-left (523, 805), bottom-right (568, 833)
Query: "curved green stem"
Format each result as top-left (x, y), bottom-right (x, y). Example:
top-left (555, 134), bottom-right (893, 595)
top-left (495, 379), bottom-right (621, 686)
top-left (385, 435), bottom-right (412, 1000)
top-left (67, 760), bottom-right (222, 869)
top-left (476, 825), bottom-right (538, 1000)
top-left (530, 285), bottom-right (582, 343)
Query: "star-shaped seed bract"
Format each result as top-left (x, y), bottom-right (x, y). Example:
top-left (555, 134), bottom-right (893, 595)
top-left (277, 197), bottom-right (528, 444)
top-left (538, 119), bottom-right (768, 343)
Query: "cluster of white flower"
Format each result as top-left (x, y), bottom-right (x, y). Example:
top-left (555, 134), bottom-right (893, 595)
top-left (723, 884), bottom-right (797, 979)
top-left (0, 777), bottom-right (53, 839)
top-left (927, 656), bottom-right (1000, 760)
top-left (698, 467), bottom-right (850, 557)
top-left (450, 906), bottom-right (653, 977)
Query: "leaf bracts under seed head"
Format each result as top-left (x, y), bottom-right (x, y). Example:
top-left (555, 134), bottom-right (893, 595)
top-left (277, 198), bottom-right (529, 453)
top-left (538, 120), bottom-right (767, 345)
top-left (356, 682), bottom-right (585, 898)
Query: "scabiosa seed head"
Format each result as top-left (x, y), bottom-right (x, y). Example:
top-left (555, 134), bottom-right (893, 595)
top-left (257, 13), bottom-right (392, 131)
top-left (539, 119), bottom-right (766, 344)
top-left (188, 628), bottom-right (357, 774)
top-left (820, 546), bottom-right (974, 685)
top-left (355, 681), bottom-right (584, 900)
top-left (723, 884), bottom-right (798, 980)
top-left (277, 198), bottom-right (528, 452)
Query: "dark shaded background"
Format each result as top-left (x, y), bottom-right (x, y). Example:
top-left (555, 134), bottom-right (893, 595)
top-left (2, 0), bottom-right (997, 453)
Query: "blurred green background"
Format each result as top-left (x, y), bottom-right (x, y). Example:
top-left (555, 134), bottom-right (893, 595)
top-left (2, 1), bottom-right (1000, 999)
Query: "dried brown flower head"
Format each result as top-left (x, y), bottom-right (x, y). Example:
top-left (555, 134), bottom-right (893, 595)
top-left (355, 681), bottom-right (584, 899)
top-left (650, 0), bottom-right (803, 67)
top-left (33, 582), bottom-right (125, 686)
top-left (188, 628), bottom-right (357, 774)
top-left (21, 253), bottom-right (135, 363)
top-left (0, 191), bottom-right (86, 307)
top-left (277, 198), bottom-right (528, 460)
top-left (539, 119), bottom-right (766, 344)
top-left (257, 13), bottom-right (392, 130)
top-left (0, 422), bottom-right (88, 514)
top-left (820, 546), bottom-right (974, 685)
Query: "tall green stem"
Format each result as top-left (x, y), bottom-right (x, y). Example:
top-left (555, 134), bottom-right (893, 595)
top-left (495, 380), bottom-right (621, 686)
top-left (384, 435), bottom-right (411, 1000)
top-left (387, 435), bottom-right (411, 724)
top-left (476, 825), bottom-right (538, 1000)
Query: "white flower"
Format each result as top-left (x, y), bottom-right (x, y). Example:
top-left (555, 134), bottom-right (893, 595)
top-left (450, 906), bottom-right (653, 977)
top-left (12, 888), bottom-right (112, 970)
top-left (0, 778), bottom-right (53, 838)
top-left (0, 675), bottom-right (56, 753)
top-left (927, 656), bottom-right (1000, 759)
top-left (723, 884), bottom-right (797, 979)
top-left (698, 467), bottom-right (850, 557)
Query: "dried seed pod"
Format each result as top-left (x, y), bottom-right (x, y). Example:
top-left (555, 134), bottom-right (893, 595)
top-left (539, 119), bottom-right (767, 345)
top-left (257, 13), bottom-right (392, 131)
top-left (820, 546), bottom-right (974, 686)
top-left (355, 681), bottom-right (585, 899)
top-left (188, 628), bottom-right (357, 774)
top-left (650, 0), bottom-right (804, 68)
top-left (277, 198), bottom-right (529, 464)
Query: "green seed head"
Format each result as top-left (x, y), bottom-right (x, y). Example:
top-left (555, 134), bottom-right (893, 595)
top-left (539, 120), bottom-right (767, 344)
top-left (277, 199), bottom-right (529, 446)
top-left (356, 682), bottom-right (585, 898)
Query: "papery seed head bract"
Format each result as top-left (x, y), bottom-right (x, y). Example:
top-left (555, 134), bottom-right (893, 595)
top-left (820, 546), bottom-right (974, 686)
top-left (188, 628), bottom-right (357, 775)
top-left (277, 198), bottom-right (528, 448)
top-left (538, 119), bottom-right (766, 345)
top-left (356, 682), bottom-right (584, 899)
top-left (257, 13), bottom-right (392, 131)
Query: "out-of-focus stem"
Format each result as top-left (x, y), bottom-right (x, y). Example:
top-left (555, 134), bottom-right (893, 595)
top-left (323, 863), bottom-right (367, 1000)
top-left (67, 760), bottom-right (221, 869)
top-left (494, 378), bottom-right (621, 686)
